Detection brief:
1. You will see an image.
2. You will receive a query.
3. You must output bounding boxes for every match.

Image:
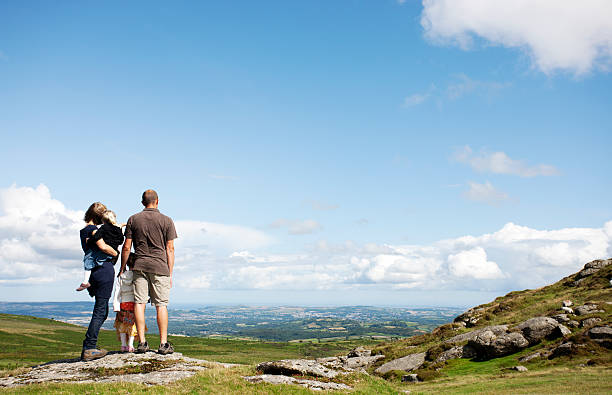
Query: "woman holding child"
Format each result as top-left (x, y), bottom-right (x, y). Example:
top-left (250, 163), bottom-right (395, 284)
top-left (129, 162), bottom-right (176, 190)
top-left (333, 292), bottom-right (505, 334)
top-left (79, 202), bottom-right (123, 361)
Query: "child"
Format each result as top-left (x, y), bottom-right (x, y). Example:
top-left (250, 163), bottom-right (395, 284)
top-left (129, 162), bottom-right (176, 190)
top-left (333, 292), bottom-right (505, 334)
top-left (77, 210), bottom-right (125, 291)
top-left (112, 254), bottom-right (146, 352)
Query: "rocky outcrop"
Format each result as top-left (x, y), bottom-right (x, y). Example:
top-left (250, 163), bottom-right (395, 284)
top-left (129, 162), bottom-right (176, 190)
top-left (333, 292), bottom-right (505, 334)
top-left (468, 330), bottom-right (529, 359)
top-left (257, 359), bottom-right (342, 378)
top-left (0, 352), bottom-right (232, 388)
top-left (572, 259), bottom-right (611, 286)
top-left (549, 342), bottom-right (586, 359)
top-left (587, 326), bottom-right (612, 349)
top-left (243, 374), bottom-right (351, 391)
top-left (434, 345), bottom-right (477, 363)
top-left (251, 347), bottom-right (383, 389)
top-left (581, 318), bottom-right (602, 328)
top-left (453, 307), bottom-right (486, 327)
top-left (574, 304), bottom-right (604, 316)
top-left (514, 317), bottom-right (569, 345)
top-left (374, 352), bottom-right (426, 374)
top-left (444, 325), bottom-right (508, 344)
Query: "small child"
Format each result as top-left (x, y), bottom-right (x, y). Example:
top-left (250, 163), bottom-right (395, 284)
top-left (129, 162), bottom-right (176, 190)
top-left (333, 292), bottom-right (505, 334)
top-left (113, 254), bottom-right (146, 352)
top-left (77, 210), bottom-right (125, 291)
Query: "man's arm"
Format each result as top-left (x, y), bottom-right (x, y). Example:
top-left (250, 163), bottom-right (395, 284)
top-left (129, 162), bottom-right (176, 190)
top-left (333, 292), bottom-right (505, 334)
top-left (96, 238), bottom-right (118, 257)
top-left (119, 238), bottom-right (132, 277)
top-left (166, 239), bottom-right (175, 287)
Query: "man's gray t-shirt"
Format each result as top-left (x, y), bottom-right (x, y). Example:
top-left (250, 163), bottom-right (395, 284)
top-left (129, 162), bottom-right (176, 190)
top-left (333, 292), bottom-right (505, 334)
top-left (125, 208), bottom-right (177, 276)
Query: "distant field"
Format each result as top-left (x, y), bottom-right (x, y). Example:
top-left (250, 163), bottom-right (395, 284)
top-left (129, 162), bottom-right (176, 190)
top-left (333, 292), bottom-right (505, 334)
top-left (0, 313), bottom-right (382, 368)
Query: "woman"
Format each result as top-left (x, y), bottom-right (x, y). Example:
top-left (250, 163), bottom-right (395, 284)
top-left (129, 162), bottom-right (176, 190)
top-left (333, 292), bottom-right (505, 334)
top-left (80, 202), bottom-right (119, 361)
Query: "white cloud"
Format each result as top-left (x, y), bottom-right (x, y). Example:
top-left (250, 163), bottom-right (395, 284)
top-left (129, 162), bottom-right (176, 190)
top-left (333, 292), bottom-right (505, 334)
top-left (179, 274), bottom-right (211, 289)
top-left (1, 184), bottom-right (610, 300)
top-left (270, 219), bottom-right (322, 235)
top-left (448, 247), bottom-right (504, 279)
top-left (464, 181), bottom-right (509, 205)
top-left (454, 145), bottom-right (559, 177)
top-left (421, 0), bottom-right (612, 75)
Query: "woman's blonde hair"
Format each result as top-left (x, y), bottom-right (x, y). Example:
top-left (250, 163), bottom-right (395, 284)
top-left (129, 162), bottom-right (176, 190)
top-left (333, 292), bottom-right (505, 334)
top-left (101, 210), bottom-right (119, 227)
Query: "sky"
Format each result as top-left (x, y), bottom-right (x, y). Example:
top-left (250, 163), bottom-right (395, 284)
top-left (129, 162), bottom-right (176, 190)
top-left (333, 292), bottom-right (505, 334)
top-left (0, 0), bottom-right (611, 307)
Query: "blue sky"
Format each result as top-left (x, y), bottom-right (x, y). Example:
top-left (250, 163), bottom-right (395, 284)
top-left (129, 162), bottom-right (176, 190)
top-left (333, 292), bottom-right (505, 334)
top-left (1, 1), bottom-right (611, 307)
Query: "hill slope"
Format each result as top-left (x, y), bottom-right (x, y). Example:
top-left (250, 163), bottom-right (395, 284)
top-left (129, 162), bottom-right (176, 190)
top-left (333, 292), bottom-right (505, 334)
top-left (370, 259), bottom-right (612, 386)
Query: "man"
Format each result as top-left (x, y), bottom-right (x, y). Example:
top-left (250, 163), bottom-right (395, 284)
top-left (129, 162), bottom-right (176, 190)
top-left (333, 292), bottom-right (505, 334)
top-left (120, 189), bottom-right (177, 354)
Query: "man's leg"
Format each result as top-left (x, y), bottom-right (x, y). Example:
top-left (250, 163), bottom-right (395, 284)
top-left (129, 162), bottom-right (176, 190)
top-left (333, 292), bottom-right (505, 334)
top-left (156, 305), bottom-right (168, 344)
top-left (134, 303), bottom-right (147, 343)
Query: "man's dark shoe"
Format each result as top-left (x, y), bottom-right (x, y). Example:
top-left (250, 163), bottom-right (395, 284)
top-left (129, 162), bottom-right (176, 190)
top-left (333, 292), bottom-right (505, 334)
top-left (158, 342), bottom-right (174, 355)
top-left (136, 341), bottom-right (149, 353)
top-left (81, 348), bottom-right (108, 361)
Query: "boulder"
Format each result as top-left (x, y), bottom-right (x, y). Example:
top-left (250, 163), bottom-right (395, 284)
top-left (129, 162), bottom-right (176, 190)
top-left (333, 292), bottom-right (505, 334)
top-left (568, 320), bottom-right (580, 328)
top-left (587, 326), bottom-right (612, 349)
top-left (518, 352), bottom-right (541, 362)
top-left (434, 346), bottom-right (464, 363)
top-left (549, 342), bottom-right (585, 359)
top-left (257, 360), bottom-right (341, 378)
top-left (553, 314), bottom-right (570, 323)
top-left (343, 355), bottom-right (385, 369)
top-left (453, 308), bottom-right (485, 327)
top-left (401, 374), bottom-right (420, 383)
top-left (574, 304), bottom-right (604, 316)
top-left (0, 352), bottom-right (226, 388)
top-left (375, 353), bottom-right (426, 375)
top-left (557, 324), bottom-right (571, 337)
top-left (347, 346), bottom-right (371, 358)
top-left (243, 374), bottom-right (351, 390)
top-left (515, 317), bottom-right (562, 344)
top-left (468, 331), bottom-right (529, 359)
top-left (581, 318), bottom-right (602, 328)
top-left (575, 259), bottom-right (611, 279)
top-left (444, 325), bottom-right (508, 344)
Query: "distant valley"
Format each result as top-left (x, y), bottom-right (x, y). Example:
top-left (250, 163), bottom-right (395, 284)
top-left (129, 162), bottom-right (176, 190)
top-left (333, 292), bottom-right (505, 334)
top-left (0, 302), bottom-right (463, 341)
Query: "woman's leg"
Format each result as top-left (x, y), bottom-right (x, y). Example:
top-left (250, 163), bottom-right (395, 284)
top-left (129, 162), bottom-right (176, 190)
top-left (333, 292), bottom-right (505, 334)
top-left (82, 296), bottom-right (109, 351)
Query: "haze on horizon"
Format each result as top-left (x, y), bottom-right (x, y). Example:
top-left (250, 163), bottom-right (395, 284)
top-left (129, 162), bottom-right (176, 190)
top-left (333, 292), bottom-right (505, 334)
top-left (0, 1), bottom-right (611, 307)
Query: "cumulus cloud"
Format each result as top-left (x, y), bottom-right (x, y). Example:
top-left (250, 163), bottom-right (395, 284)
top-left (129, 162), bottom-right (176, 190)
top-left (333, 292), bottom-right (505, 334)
top-left (0, 184), bottom-right (274, 287)
top-left (215, 220), bottom-right (612, 293)
top-left (421, 0), bottom-right (612, 75)
top-left (448, 247), bottom-right (504, 279)
top-left (270, 219), bottom-right (323, 235)
top-left (1, 184), bottom-right (610, 299)
top-left (464, 181), bottom-right (509, 205)
top-left (454, 146), bottom-right (559, 177)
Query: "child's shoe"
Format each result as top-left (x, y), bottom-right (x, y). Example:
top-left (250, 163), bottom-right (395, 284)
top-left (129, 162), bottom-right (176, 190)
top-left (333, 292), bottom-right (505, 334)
top-left (121, 346), bottom-right (128, 352)
top-left (128, 346), bottom-right (135, 353)
top-left (76, 282), bottom-right (90, 291)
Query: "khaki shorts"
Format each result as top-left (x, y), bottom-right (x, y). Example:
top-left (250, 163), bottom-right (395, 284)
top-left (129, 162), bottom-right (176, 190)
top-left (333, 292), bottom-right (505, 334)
top-left (133, 271), bottom-right (171, 306)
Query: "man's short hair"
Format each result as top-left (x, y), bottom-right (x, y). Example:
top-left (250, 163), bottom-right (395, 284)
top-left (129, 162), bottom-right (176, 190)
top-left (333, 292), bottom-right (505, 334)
top-left (142, 189), bottom-right (159, 206)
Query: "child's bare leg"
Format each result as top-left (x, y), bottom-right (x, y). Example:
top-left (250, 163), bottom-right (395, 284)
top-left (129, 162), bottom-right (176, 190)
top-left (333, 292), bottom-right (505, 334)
top-left (76, 270), bottom-right (91, 291)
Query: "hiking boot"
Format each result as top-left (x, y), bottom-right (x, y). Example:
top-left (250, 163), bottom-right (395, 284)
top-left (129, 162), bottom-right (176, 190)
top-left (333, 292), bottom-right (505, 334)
top-left (136, 341), bottom-right (149, 353)
top-left (81, 348), bottom-right (108, 361)
top-left (158, 342), bottom-right (174, 355)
